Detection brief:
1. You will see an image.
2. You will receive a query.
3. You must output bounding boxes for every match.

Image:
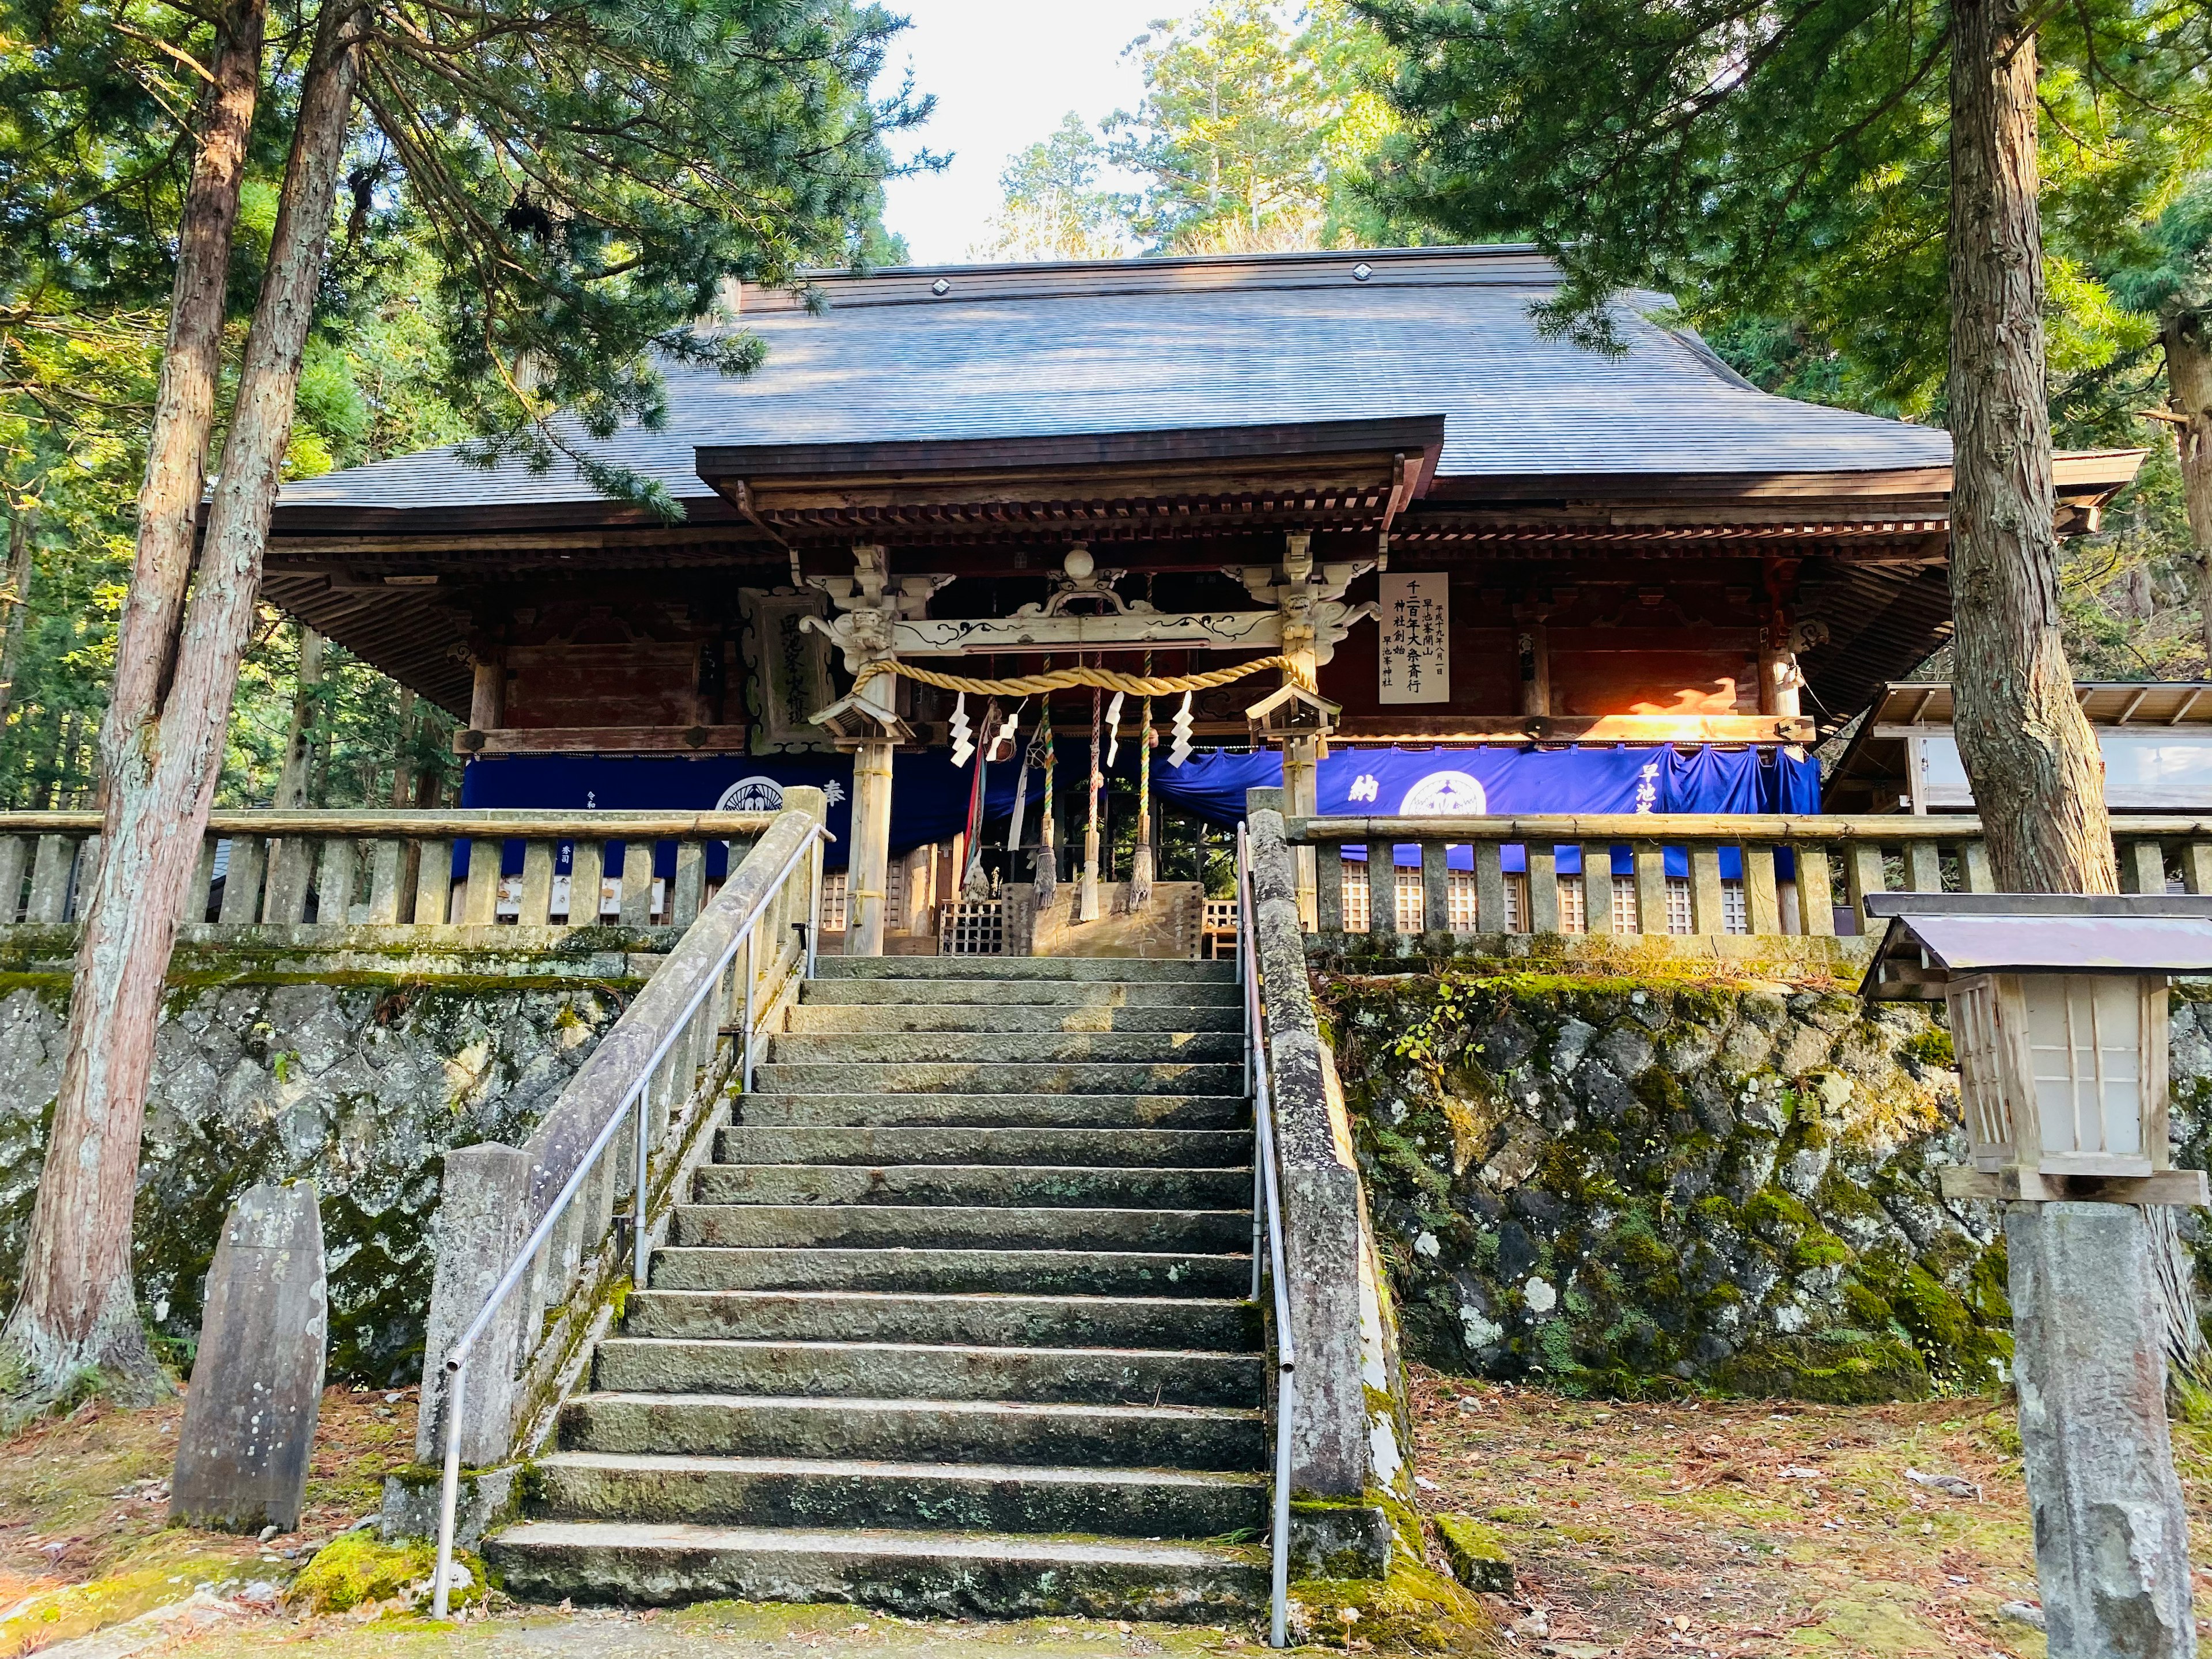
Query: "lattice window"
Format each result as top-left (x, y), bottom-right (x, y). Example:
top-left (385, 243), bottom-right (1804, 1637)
top-left (1396, 874), bottom-right (1424, 935)
top-left (1502, 874), bottom-right (1527, 933)
top-left (1558, 874), bottom-right (1586, 934)
top-left (1666, 876), bottom-right (1693, 935)
top-left (1722, 880), bottom-right (1748, 935)
top-left (885, 859), bottom-right (907, 931)
top-left (1611, 873), bottom-right (1639, 933)
top-left (819, 869), bottom-right (849, 932)
top-left (939, 899), bottom-right (1004, 955)
top-left (1341, 859), bottom-right (1370, 931)
top-left (1447, 870), bottom-right (1479, 932)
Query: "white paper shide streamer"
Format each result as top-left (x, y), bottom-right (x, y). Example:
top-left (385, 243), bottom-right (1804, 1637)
top-left (948, 692), bottom-right (974, 768)
top-left (1104, 691), bottom-right (1124, 767)
top-left (1168, 691), bottom-right (1195, 768)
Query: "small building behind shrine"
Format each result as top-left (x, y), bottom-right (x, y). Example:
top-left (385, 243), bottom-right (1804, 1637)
top-left (259, 245), bottom-right (2142, 953)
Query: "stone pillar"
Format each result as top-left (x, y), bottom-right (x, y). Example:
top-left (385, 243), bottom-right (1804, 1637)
top-left (415, 1143), bottom-right (533, 1468)
top-left (170, 1182), bottom-right (326, 1533)
top-left (2008, 1202), bottom-right (2196, 1659)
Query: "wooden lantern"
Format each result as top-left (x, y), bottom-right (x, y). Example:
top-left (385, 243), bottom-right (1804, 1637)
top-left (1863, 894), bottom-right (2212, 1205)
top-left (1243, 682), bottom-right (1340, 743)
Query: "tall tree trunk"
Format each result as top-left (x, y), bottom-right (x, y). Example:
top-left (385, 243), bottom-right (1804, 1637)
top-left (2164, 310), bottom-right (2212, 673)
top-left (1951, 22), bottom-right (2191, 1652)
top-left (1, 0), bottom-right (359, 1400)
top-left (104, 0), bottom-right (265, 766)
top-left (0, 507), bottom-right (36, 734)
top-left (389, 685), bottom-right (418, 806)
top-left (275, 627), bottom-right (327, 808)
top-left (1944, 0), bottom-right (2115, 898)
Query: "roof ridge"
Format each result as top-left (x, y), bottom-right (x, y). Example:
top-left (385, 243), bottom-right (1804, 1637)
top-left (744, 245), bottom-right (1562, 312)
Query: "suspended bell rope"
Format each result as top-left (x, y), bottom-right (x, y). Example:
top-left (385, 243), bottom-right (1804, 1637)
top-left (1082, 673), bottom-right (1104, 918)
top-left (960, 696), bottom-right (999, 899)
top-left (851, 653), bottom-right (1313, 701)
top-left (1131, 650), bottom-right (1156, 911)
top-left (1003, 702), bottom-right (1033, 871)
top-left (1033, 661), bottom-right (1057, 910)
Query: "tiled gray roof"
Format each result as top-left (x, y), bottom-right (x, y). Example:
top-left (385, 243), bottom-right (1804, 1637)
top-left (275, 250), bottom-right (1951, 514)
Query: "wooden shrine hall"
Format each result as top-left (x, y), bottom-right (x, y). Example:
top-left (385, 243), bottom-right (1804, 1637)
top-left (258, 245), bottom-right (2142, 954)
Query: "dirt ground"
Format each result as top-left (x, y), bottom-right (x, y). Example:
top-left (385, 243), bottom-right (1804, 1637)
top-left (0, 1381), bottom-right (412, 1654)
top-left (10, 1370), bottom-right (2212, 1655)
top-left (1401, 1363), bottom-right (2212, 1657)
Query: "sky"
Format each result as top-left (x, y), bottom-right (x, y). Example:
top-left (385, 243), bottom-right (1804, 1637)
top-left (876, 1), bottom-right (1176, 266)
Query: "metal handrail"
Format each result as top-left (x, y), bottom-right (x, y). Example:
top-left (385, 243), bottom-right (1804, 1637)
top-left (429, 819), bottom-right (826, 1616)
top-left (1237, 824), bottom-right (1296, 1649)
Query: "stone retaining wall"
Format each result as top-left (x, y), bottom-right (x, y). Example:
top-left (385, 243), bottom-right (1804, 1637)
top-left (0, 931), bottom-right (654, 1384)
top-left (1321, 968), bottom-right (2212, 1400)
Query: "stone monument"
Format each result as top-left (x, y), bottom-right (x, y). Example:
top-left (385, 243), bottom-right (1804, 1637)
top-left (169, 1181), bottom-right (327, 1533)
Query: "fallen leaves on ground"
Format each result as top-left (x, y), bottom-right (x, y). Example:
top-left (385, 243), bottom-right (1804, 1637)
top-left (1402, 1365), bottom-right (2194, 1658)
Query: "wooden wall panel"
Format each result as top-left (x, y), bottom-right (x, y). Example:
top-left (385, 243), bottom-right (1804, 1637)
top-left (505, 641), bottom-right (700, 729)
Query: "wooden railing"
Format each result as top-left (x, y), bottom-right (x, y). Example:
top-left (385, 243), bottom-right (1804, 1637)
top-left (1285, 814), bottom-right (2212, 942)
top-left (0, 810), bottom-right (778, 931)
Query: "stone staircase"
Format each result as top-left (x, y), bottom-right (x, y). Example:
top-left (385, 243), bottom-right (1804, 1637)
top-left (487, 956), bottom-right (1271, 1620)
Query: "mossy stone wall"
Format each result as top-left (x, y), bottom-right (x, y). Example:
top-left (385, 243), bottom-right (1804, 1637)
top-left (1322, 971), bottom-right (2212, 1401)
top-left (0, 958), bottom-right (640, 1385)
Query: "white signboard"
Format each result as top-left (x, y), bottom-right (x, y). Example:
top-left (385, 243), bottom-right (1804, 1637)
top-left (1378, 573), bottom-right (1449, 704)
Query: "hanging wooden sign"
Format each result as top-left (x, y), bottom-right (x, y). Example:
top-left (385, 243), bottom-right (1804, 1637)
top-left (1378, 573), bottom-right (1450, 704)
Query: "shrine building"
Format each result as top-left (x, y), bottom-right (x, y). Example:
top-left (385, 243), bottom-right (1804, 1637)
top-left (260, 245), bottom-right (2142, 953)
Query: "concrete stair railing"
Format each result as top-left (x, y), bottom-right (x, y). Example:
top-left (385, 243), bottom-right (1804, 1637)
top-left (415, 793), bottom-right (828, 1613)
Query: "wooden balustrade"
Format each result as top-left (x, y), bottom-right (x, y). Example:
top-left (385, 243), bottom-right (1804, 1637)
top-left (1285, 813), bottom-right (2212, 943)
top-left (0, 810), bottom-right (777, 931)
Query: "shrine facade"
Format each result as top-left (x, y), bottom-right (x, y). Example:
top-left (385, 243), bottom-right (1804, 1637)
top-left (259, 245), bottom-right (2141, 953)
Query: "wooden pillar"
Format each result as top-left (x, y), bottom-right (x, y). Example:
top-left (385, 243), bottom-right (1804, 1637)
top-left (1517, 619), bottom-right (1551, 717)
top-left (469, 645), bottom-right (505, 732)
top-left (1277, 534), bottom-right (1323, 930)
top-left (1760, 560), bottom-right (1802, 718)
top-left (846, 741), bottom-right (893, 956)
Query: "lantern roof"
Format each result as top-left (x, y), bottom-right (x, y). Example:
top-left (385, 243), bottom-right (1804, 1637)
top-left (1862, 893), bottom-right (2212, 1000)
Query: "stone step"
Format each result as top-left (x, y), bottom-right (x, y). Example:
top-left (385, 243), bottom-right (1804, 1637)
top-left (784, 1003), bottom-right (1243, 1034)
top-left (621, 1290), bottom-right (1261, 1351)
top-left (593, 1338), bottom-right (1262, 1407)
top-left (801, 979), bottom-right (1241, 1009)
top-left (691, 1164), bottom-right (1252, 1211)
top-left (671, 1204), bottom-right (1251, 1253)
top-left (484, 1521), bottom-right (1268, 1620)
top-left (812, 959), bottom-right (1236, 983)
top-left (558, 1393), bottom-right (1266, 1471)
top-left (715, 1125), bottom-right (1253, 1169)
top-left (732, 1093), bottom-right (1247, 1130)
top-left (767, 1032), bottom-right (1243, 1066)
top-left (751, 1062), bottom-right (1245, 1097)
top-left (528, 1452), bottom-right (1268, 1539)
top-left (649, 1247), bottom-right (1251, 1298)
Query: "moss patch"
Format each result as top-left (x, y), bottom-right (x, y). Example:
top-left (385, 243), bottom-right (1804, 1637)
top-left (1286, 1558), bottom-right (1499, 1653)
top-left (1431, 1514), bottom-right (1514, 1593)
top-left (286, 1533), bottom-right (478, 1613)
top-left (0, 1535), bottom-right (252, 1657)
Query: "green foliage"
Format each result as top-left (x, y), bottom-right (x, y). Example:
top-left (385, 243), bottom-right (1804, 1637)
top-left (1355, 0), bottom-right (2210, 418)
top-left (983, 2), bottom-right (1429, 259)
top-left (973, 115), bottom-right (1134, 262)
